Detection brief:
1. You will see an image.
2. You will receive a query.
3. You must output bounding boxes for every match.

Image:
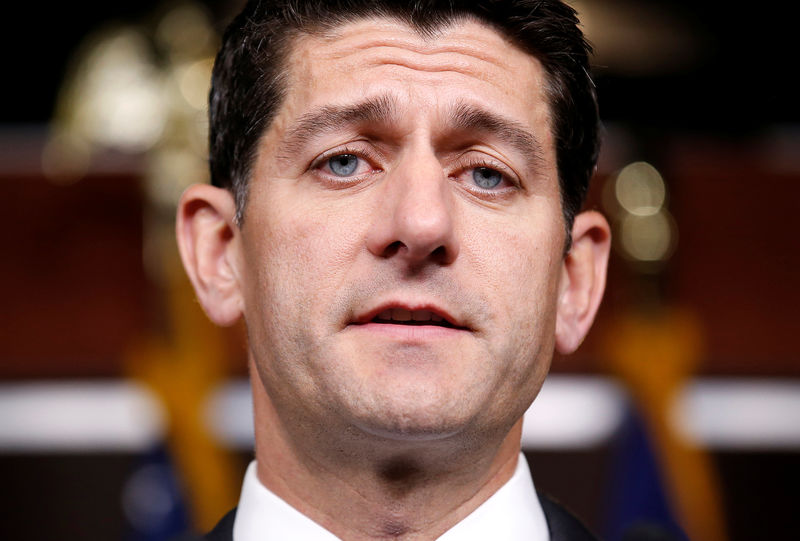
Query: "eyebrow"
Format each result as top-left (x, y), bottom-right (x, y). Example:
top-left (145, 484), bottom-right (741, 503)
top-left (278, 94), bottom-right (544, 171)
top-left (447, 101), bottom-right (545, 171)
top-left (279, 95), bottom-right (398, 159)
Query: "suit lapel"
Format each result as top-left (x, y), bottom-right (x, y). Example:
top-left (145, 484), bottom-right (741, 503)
top-left (203, 508), bottom-right (237, 541)
top-left (538, 493), bottom-right (600, 541)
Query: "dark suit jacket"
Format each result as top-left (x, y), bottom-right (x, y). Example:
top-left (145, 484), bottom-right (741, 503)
top-left (199, 492), bottom-right (599, 540)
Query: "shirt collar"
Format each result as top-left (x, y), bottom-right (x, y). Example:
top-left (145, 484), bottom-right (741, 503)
top-left (233, 460), bottom-right (339, 541)
top-left (233, 453), bottom-right (549, 541)
top-left (439, 453), bottom-right (549, 541)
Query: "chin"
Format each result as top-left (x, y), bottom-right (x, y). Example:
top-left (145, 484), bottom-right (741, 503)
top-left (343, 385), bottom-right (485, 444)
top-left (354, 418), bottom-right (464, 443)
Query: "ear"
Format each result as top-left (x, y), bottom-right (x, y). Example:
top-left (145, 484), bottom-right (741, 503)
top-left (555, 210), bottom-right (611, 354)
top-left (175, 184), bottom-right (243, 326)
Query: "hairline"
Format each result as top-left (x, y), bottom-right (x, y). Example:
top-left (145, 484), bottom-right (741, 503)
top-left (232, 11), bottom-right (574, 248)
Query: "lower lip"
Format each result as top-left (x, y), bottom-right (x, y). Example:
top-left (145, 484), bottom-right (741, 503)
top-left (348, 322), bottom-right (468, 340)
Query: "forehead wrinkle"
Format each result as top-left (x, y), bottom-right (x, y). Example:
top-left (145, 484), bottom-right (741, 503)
top-left (320, 16), bottom-right (508, 61)
top-left (329, 42), bottom-right (517, 85)
top-left (308, 17), bottom-right (528, 83)
top-left (277, 94), bottom-right (399, 162)
top-left (447, 101), bottom-right (545, 172)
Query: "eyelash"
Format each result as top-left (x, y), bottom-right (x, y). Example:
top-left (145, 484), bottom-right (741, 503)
top-left (310, 146), bottom-right (520, 195)
top-left (311, 145), bottom-right (382, 183)
top-left (456, 157), bottom-right (519, 193)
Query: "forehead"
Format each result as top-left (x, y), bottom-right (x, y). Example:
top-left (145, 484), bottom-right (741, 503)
top-left (274, 16), bottom-right (552, 136)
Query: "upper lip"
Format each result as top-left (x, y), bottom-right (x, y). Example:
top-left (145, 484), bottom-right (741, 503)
top-left (352, 301), bottom-right (467, 329)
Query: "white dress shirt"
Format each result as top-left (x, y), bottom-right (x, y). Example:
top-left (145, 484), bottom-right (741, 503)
top-left (233, 453), bottom-right (550, 540)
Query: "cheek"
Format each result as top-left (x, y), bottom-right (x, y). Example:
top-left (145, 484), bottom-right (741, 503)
top-left (242, 188), bottom-right (368, 323)
top-left (464, 211), bottom-right (564, 362)
top-left (468, 220), bottom-right (562, 309)
top-left (459, 222), bottom-right (562, 417)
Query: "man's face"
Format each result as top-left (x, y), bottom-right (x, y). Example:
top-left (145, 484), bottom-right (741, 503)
top-left (238, 17), bottom-right (567, 443)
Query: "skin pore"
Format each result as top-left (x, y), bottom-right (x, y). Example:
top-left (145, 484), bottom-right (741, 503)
top-left (177, 15), bottom-right (610, 540)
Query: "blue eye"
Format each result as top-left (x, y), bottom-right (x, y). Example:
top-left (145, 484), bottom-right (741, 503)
top-left (329, 154), bottom-right (359, 177)
top-left (472, 167), bottom-right (503, 189)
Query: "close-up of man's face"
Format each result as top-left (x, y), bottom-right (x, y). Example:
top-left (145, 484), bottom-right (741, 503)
top-left (219, 16), bottom-right (603, 447)
top-left (7, 1), bottom-right (795, 538)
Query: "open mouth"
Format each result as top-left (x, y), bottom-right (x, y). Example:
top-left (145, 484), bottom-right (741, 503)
top-left (371, 308), bottom-right (459, 329)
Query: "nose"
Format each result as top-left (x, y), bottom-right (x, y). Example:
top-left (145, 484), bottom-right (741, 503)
top-left (366, 151), bottom-right (459, 267)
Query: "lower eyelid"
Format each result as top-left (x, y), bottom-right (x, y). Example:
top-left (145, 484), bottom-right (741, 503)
top-left (310, 157), bottom-right (385, 188)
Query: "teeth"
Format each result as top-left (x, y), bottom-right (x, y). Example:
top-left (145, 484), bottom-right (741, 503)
top-left (375, 309), bottom-right (446, 323)
top-left (392, 308), bottom-right (411, 321)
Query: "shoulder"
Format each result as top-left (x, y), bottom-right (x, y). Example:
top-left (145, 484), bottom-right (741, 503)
top-left (538, 494), bottom-right (685, 541)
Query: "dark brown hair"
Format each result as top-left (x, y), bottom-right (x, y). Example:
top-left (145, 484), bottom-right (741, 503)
top-left (209, 0), bottom-right (599, 237)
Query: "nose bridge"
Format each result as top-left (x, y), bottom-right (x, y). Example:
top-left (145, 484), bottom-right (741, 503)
top-left (368, 144), bottom-right (459, 265)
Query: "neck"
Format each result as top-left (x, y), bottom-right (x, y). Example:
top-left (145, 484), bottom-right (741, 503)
top-left (250, 377), bottom-right (523, 540)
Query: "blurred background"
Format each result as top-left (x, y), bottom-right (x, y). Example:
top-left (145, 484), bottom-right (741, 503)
top-left (1, 1), bottom-right (798, 539)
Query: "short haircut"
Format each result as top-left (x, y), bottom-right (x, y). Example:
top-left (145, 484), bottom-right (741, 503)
top-left (209, 0), bottom-right (599, 240)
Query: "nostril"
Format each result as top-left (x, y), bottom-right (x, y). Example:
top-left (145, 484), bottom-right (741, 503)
top-left (430, 245), bottom-right (449, 263)
top-left (380, 240), bottom-right (404, 258)
top-left (382, 241), bottom-right (451, 265)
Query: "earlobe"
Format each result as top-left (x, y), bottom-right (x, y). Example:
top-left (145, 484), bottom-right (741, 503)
top-left (555, 211), bottom-right (611, 354)
top-left (175, 184), bottom-right (244, 326)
